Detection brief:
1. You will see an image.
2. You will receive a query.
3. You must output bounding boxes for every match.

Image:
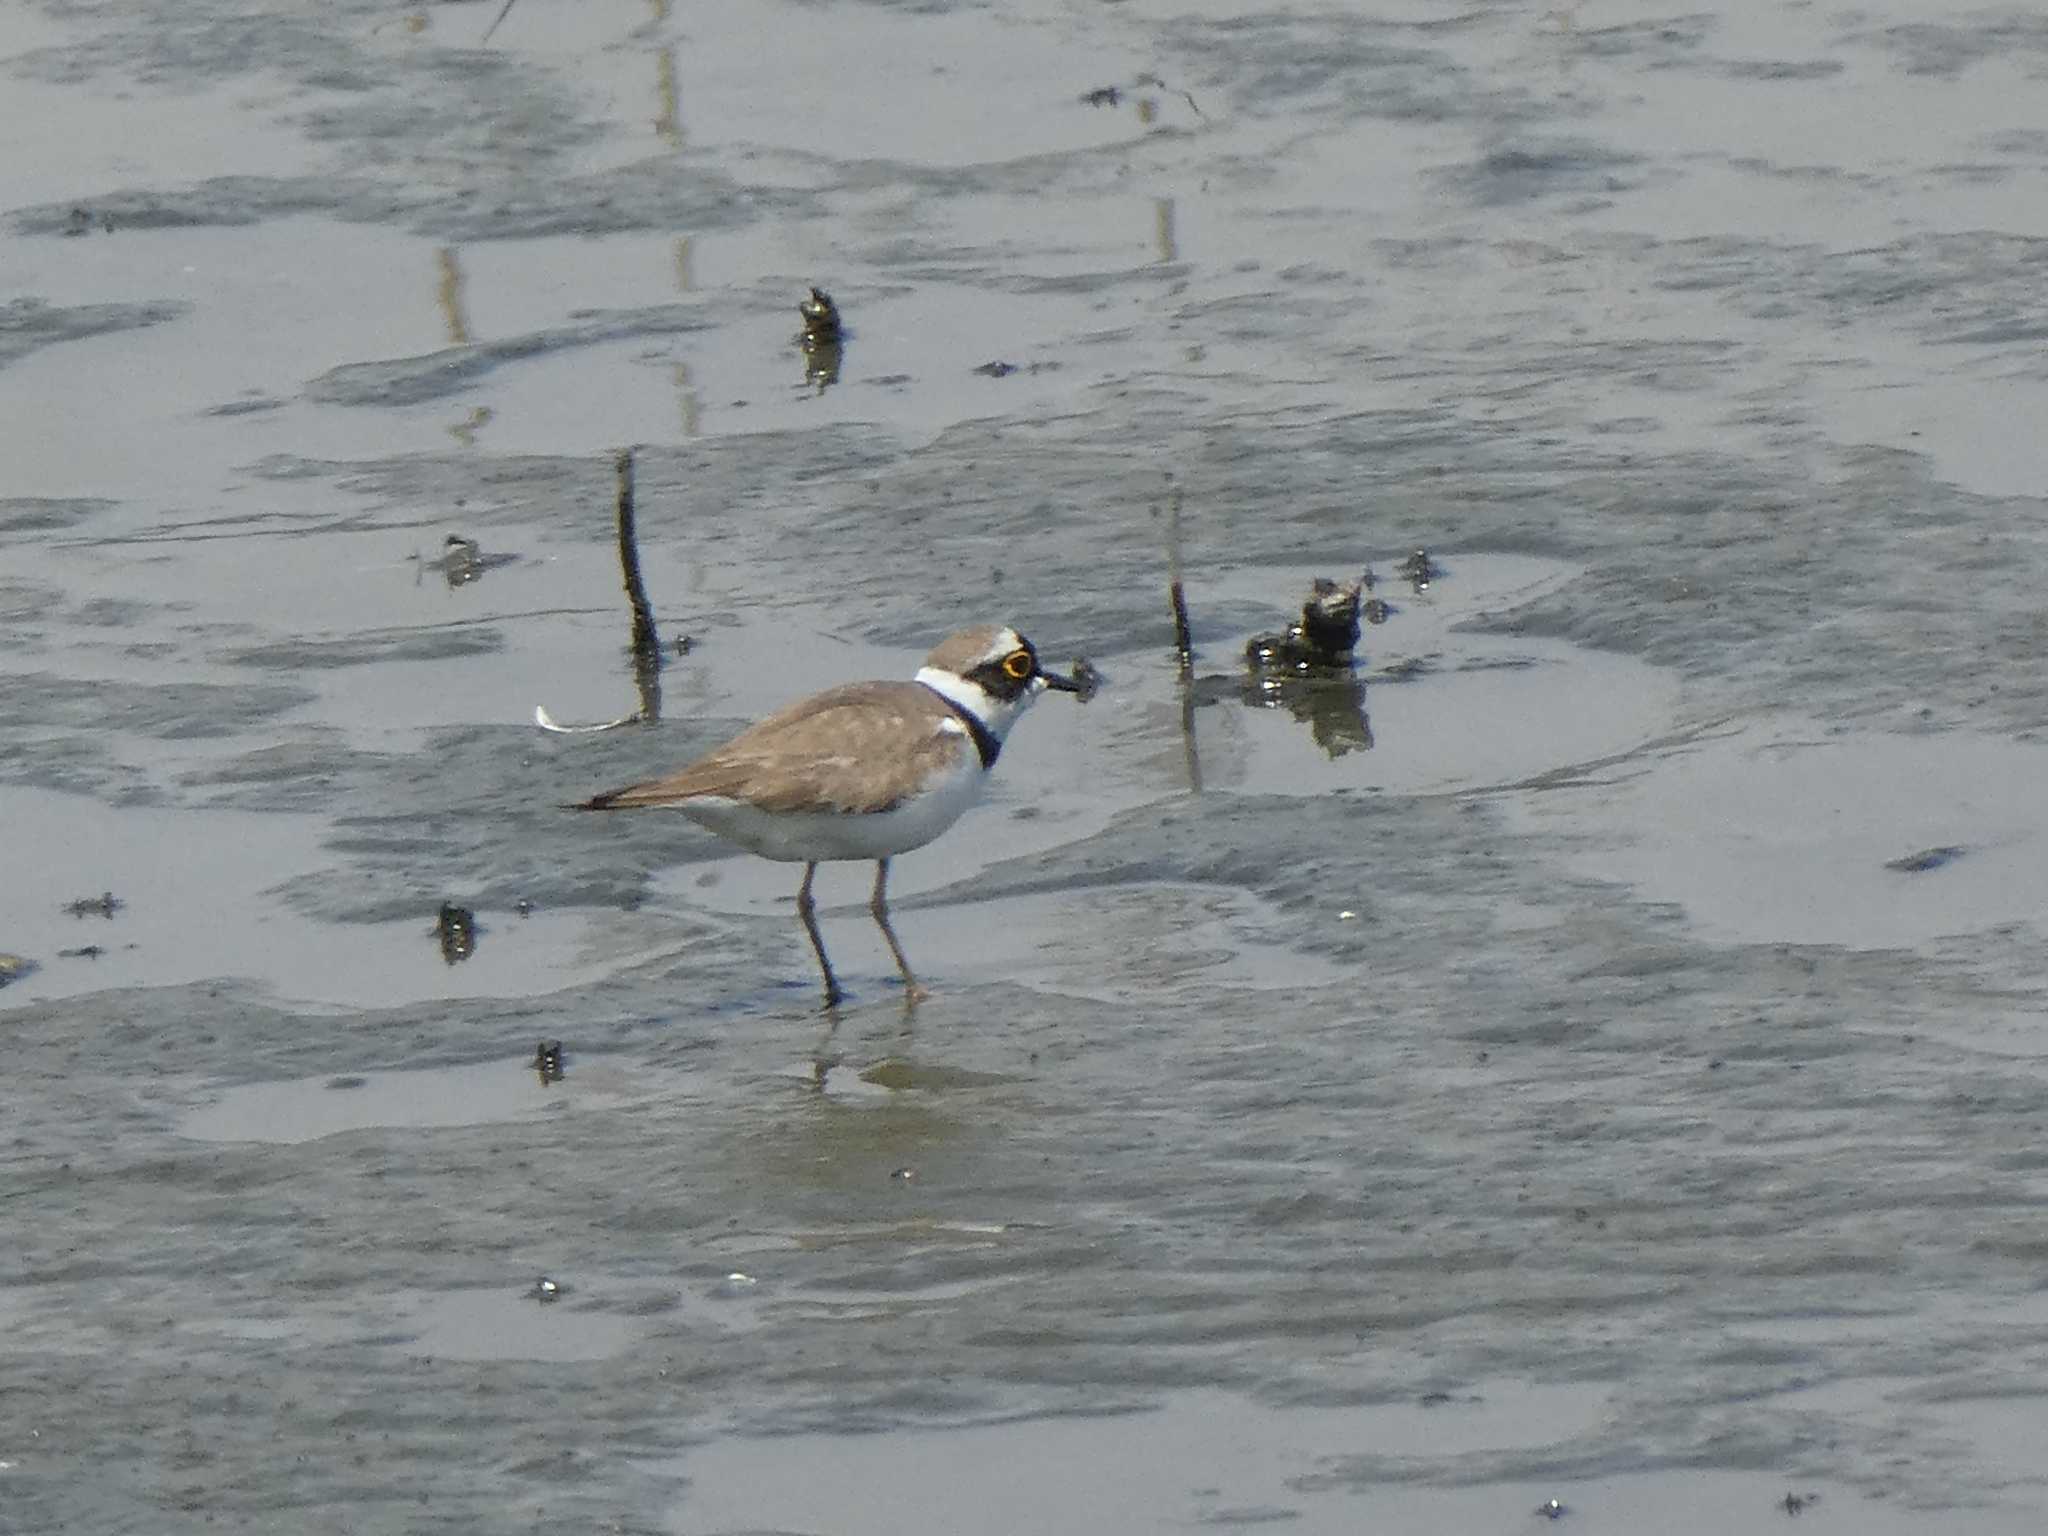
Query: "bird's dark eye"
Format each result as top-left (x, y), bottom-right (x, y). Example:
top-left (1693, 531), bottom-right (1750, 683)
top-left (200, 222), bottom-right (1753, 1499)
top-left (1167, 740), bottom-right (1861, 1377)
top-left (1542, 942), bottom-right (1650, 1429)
top-left (1003, 650), bottom-right (1033, 680)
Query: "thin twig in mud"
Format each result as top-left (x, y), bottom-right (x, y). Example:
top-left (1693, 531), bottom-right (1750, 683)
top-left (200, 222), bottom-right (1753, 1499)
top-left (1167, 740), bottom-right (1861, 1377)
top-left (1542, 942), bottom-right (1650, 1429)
top-left (533, 447), bottom-right (668, 734)
top-left (1163, 478), bottom-right (1194, 673)
top-left (1159, 476), bottom-right (1203, 794)
top-left (615, 447), bottom-right (663, 725)
top-left (482, 0), bottom-right (518, 44)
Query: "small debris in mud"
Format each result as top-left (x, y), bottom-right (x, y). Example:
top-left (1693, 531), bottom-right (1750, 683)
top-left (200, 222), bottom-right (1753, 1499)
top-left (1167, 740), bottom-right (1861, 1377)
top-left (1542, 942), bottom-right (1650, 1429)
top-left (439, 534), bottom-right (482, 586)
top-left (1535, 1497), bottom-right (1569, 1520)
top-left (420, 533), bottom-right (516, 590)
top-left (533, 1039), bottom-right (565, 1084)
top-left (536, 702), bottom-right (644, 736)
top-left (1245, 575), bottom-right (1366, 673)
top-left (1885, 845), bottom-right (1965, 874)
top-left (890, 1166), bottom-right (917, 1183)
top-left (207, 395), bottom-right (286, 419)
top-left (972, 359), bottom-right (1064, 379)
top-left (1354, 562), bottom-right (1393, 624)
top-left (436, 903), bottom-right (477, 965)
top-left (514, 898), bottom-right (535, 917)
top-left (797, 287), bottom-right (844, 392)
top-left (1780, 1491), bottom-right (1819, 1516)
top-left (528, 1276), bottom-right (565, 1304)
top-left (64, 891), bottom-right (123, 919)
top-left (1232, 574), bottom-right (1376, 755)
top-left (1175, 569), bottom-right (1383, 759)
top-left (1398, 548), bottom-right (1441, 591)
top-left (1078, 73), bottom-right (1204, 119)
top-left (0, 954), bottom-right (37, 988)
top-left (799, 286), bottom-right (841, 344)
top-left (57, 945), bottom-right (106, 960)
top-left (1068, 657), bottom-right (1106, 702)
top-left (1168, 547), bottom-right (1448, 778)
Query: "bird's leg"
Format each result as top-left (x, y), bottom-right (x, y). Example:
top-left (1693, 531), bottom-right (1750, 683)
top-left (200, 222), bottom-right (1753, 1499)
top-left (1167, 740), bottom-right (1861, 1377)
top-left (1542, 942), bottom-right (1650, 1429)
top-left (869, 858), bottom-right (928, 1004)
top-left (795, 861), bottom-right (844, 1009)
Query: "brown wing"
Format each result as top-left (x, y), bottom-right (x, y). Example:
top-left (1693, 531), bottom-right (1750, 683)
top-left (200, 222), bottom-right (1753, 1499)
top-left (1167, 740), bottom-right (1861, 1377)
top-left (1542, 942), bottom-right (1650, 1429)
top-left (579, 681), bottom-right (968, 815)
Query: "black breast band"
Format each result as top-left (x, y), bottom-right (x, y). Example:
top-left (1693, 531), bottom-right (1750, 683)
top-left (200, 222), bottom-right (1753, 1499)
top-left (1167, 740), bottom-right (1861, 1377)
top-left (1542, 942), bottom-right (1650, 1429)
top-left (923, 685), bottom-right (1001, 768)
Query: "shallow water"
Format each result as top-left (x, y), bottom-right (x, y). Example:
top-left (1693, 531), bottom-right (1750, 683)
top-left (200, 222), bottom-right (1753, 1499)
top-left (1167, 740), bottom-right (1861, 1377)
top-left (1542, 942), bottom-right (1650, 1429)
top-left (668, 1391), bottom-right (2048, 1536)
top-left (9, 0), bottom-right (2048, 1532)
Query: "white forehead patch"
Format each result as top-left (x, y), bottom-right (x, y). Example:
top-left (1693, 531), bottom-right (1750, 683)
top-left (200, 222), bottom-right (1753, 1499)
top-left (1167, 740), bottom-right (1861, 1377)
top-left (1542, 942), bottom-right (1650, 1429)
top-left (974, 626), bottom-right (1025, 667)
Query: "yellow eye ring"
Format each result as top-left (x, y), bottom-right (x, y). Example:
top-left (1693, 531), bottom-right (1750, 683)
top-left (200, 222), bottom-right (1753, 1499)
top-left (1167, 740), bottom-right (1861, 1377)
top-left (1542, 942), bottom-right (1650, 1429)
top-left (1003, 650), bottom-right (1034, 681)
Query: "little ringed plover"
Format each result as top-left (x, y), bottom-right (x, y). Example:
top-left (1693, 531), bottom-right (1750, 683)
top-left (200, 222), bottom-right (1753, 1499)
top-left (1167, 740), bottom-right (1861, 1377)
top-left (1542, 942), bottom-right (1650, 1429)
top-left (578, 624), bottom-right (1084, 1007)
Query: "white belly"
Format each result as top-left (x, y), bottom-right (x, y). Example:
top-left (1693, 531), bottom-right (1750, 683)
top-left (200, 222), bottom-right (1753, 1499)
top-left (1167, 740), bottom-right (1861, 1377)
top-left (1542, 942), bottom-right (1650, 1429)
top-left (675, 755), bottom-right (988, 863)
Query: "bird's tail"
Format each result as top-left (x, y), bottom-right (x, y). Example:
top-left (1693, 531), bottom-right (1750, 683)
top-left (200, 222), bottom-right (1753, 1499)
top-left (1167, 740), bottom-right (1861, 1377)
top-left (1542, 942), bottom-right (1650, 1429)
top-left (569, 780), bottom-right (671, 811)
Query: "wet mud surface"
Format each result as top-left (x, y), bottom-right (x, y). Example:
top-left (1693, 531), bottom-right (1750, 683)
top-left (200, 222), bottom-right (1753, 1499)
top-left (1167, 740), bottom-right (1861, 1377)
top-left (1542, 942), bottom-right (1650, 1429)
top-left (9, 0), bottom-right (2048, 1531)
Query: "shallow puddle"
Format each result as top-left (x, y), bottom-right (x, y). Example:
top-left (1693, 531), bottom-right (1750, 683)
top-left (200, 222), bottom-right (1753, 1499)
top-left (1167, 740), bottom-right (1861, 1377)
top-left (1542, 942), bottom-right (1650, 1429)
top-left (1142, 553), bottom-right (1682, 799)
top-left (0, 785), bottom-right (636, 1012)
top-left (913, 884), bottom-right (1354, 1000)
top-left (1514, 724), bottom-right (2048, 950)
top-left (658, 1383), bottom-right (2034, 1536)
top-left (381, 1284), bottom-right (643, 1364)
top-left (176, 1052), bottom-right (646, 1145)
top-left (0, 787), bottom-right (332, 1008)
